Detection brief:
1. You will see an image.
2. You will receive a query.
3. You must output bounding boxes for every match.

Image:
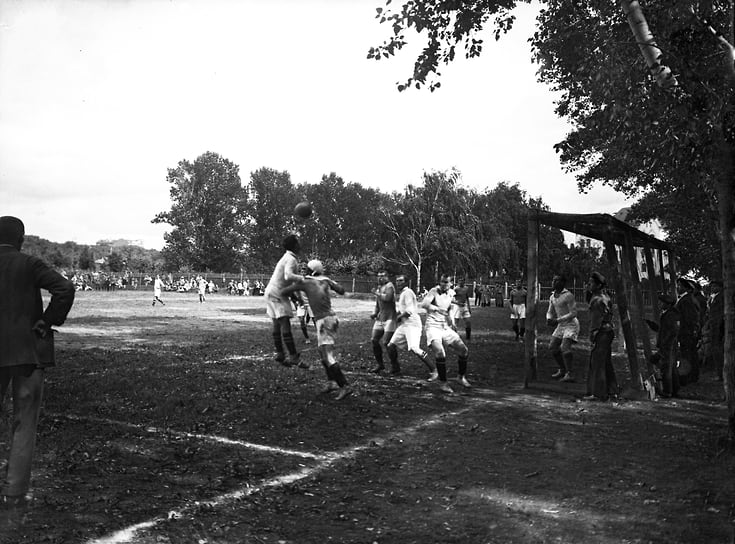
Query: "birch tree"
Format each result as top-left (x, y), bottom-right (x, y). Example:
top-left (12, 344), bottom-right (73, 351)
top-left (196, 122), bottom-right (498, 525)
top-left (369, 0), bottom-right (735, 442)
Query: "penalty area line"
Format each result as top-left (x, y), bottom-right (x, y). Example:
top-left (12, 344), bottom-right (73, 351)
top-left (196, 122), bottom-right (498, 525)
top-left (51, 412), bottom-right (329, 460)
top-left (85, 399), bottom-right (491, 544)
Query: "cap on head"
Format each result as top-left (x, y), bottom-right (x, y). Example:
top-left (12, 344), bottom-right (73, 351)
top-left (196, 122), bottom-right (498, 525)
top-left (307, 259), bottom-right (324, 275)
top-left (590, 271), bottom-right (606, 287)
top-left (0, 216), bottom-right (25, 247)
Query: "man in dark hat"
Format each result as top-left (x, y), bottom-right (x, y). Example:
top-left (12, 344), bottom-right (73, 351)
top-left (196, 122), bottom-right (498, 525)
top-left (0, 216), bottom-right (75, 510)
top-left (675, 277), bottom-right (700, 385)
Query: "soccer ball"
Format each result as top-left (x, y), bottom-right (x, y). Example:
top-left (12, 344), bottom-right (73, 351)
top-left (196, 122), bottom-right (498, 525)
top-left (294, 201), bottom-right (312, 218)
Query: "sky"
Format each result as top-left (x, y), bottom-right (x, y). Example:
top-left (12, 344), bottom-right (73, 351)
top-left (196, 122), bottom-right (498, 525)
top-left (0, 0), bottom-right (632, 250)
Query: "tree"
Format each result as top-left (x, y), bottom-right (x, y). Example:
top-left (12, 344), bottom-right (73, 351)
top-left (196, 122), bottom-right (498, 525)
top-left (78, 246), bottom-right (94, 270)
top-left (153, 151), bottom-right (248, 272)
top-left (106, 251), bottom-right (125, 273)
top-left (368, 0), bottom-right (735, 440)
top-left (245, 167), bottom-right (299, 268)
top-left (628, 186), bottom-right (721, 280)
top-left (382, 170), bottom-right (479, 288)
top-left (297, 173), bottom-right (393, 262)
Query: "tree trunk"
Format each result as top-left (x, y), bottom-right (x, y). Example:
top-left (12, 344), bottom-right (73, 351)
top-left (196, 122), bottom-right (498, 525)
top-left (620, 0), bottom-right (678, 89)
top-left (717, 148), bottom-right (735, 441)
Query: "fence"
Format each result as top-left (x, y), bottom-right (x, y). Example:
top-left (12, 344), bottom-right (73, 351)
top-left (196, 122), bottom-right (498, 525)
top-left (70, 272), bottom-right (659, 309)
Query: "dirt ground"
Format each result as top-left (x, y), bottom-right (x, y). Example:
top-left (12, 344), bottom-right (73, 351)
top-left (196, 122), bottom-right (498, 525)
top-left (1, 290), bottom-right (733, 544)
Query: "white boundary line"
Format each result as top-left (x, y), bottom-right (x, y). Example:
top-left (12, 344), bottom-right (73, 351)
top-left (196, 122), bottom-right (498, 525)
top-left (52, 413), bottom-right (328, 460)
top-left (84, 399), bottom-right (490, 544)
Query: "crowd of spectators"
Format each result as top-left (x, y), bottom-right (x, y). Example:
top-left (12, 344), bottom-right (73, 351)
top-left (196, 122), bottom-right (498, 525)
top-left (66, 271), bottom-right (138, 291)
top-left (226, 278), bottom-right (265, 296)
top-left (62, 270), bottom-right (271, 296)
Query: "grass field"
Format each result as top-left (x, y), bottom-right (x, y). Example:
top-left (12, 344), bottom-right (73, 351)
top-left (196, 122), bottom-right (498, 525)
top-left (1, 290), bottom-right (733, 544)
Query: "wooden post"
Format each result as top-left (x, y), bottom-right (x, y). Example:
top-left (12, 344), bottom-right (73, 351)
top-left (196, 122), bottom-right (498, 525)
top-left (524, 211), bottom-right (539, 387)
top-left (668, 250), bottom-right (679, 297)
top-left (623, 232), bottom-right (653, 366)
top-left (644, 245), bottom-right (660, 321)
top-left (656, 248), bottom-right (668, 294)
top-left (605, 238), bottom-right (643, 389)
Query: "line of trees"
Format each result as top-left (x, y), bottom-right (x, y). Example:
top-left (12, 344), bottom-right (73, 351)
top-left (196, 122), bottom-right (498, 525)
top-left (365, 0), bottom-right (734, 440)
top-left (22, 236), bottom-right (163, 274)
top-left (152, 151), bottom-right (584, 288)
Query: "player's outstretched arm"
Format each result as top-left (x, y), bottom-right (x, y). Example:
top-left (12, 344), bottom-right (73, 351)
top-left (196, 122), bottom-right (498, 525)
top-left (329, 279), bottom-right (346, 295)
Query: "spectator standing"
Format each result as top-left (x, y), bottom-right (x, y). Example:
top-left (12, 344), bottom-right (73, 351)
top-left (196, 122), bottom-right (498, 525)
top-left (675, 277), bottom-right (700, 385)
top-left (583, 272), bottom-right (617, 400)
top-left (647, 294), bottom-right (681, 398)
top-left (0, 216), bottom-right (75, 510)
top-left (495, 284), bottom-right (504, 308)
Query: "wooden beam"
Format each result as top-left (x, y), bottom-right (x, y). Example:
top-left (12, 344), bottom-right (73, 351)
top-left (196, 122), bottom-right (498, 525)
top-left (644, 245), bottom-right (660, 321)
top-left (605, 238), bottom-right (643, 389)
top-left (623, 230), bottom-right (653, 366)
top-left (668, 250), bottom-right (679, 297)
top-left (657, 247), bottom-right (668, 294)
top-left (525, 210), bottom-right (540, 387)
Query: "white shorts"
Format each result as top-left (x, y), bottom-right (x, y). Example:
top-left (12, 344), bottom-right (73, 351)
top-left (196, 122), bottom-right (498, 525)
top-left (388, 323), bottom-right (422, 352)
top-left (450, 303), bottom-right (471, 320)
top-left (372, 318), bottom-right (397, 335)
top-left (265, 294), bottom-right (294, 319)
top-left (510, 304), bottom-right (526, 319)
top-left (552, 319), bottom-right (580, 342)
top-left (315, 315), bottom-right (338, 346)
top-left (425, 326), bottom-right (464, 357)
top-left (296, 306), bottom-right (306, 318)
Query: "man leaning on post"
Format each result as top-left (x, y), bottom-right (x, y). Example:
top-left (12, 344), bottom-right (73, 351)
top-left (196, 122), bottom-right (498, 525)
top-left (0, 216), bottom-right (75, 513)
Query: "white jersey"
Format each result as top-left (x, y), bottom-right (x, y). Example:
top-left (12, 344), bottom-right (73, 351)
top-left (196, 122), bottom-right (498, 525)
top-left (423, 286), bottom-right (453, 329)
top-left (396, 287), bottom-right (422, 328)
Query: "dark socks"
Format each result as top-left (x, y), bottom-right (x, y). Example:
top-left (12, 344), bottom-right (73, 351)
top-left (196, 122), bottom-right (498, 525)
top-left (553, 351), bottom-right (565, 371)
top-left (436, 358), bottom-right (447, 382)
top-left (272, 330), bottom-right (284, 354)
top-left (372, 340), bottom-right (384, 365)
top-left (331, 363), bottom-right (348, 387)
top-left (282, 330), bottom-right (297, 356)
top-left (458, 356), bottom-right (468, 376)
top-left (387, 344), bottom-right (400, 372)
top-left (563, 352), bottom-right (573, 373)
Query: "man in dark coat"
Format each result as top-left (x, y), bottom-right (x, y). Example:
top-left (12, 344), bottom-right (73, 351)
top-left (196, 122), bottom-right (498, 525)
top-left (650, 294), bottom-right (681, 398)
top-left (0, 216), bottom-right (75, 509)
top-left (675, 277), bottom-right (700, 385)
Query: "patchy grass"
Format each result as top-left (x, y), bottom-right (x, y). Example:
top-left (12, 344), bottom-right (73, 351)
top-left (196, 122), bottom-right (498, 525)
top-left (1, 290), bottom-right (733, 543)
